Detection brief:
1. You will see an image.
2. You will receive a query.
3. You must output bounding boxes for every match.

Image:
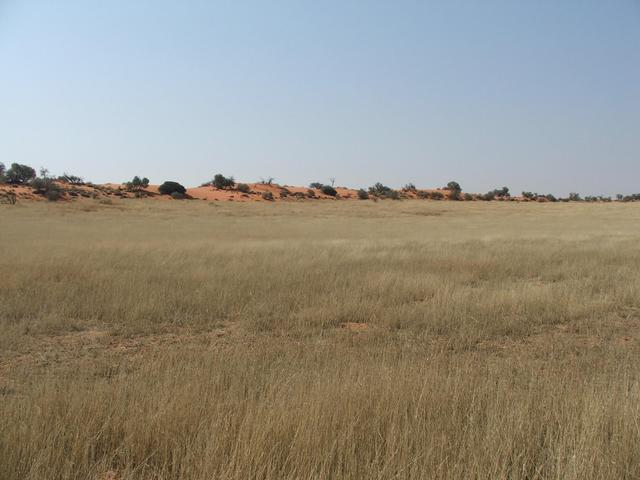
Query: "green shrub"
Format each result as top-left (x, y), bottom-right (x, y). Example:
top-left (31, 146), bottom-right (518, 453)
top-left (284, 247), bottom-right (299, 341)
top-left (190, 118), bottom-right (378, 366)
top-left (309, 182), bottom-right (323, 189)
top-left (212, 173), bottom-right (235, 189)
top-left (171, 191), bottom-right (186, 200)
top-left (569, 192), bottom-right (582, 202)
top-left (369, 182), bottom-right (392, 197)
top-left (321, 185), bottom-right (338, 196)
top-left (159, 181), bottom-right (186, 196)
top-left (446, 181), bottom-right (462, 200)
top-left (45, 183), bottom-right (63, 201)
top-left (126, 176), bottom-right (149, 191)
top-left (0, 162), bottom-right (5, 183)
top-left (357, 189), bottom-right (369, 200)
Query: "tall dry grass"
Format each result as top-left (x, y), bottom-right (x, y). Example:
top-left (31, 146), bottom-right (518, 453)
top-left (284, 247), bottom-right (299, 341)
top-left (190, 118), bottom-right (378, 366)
top-left (1, 199), bottom-right (639, 479)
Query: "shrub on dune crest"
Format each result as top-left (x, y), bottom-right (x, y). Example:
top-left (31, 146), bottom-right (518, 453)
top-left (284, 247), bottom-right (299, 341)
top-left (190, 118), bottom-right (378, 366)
top-left (159, 181), bottom-right (186, 196)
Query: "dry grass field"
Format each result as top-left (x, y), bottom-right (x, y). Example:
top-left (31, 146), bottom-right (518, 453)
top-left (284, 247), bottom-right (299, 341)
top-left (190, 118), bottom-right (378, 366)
top-left (1, 199), bottom-right (640, 479)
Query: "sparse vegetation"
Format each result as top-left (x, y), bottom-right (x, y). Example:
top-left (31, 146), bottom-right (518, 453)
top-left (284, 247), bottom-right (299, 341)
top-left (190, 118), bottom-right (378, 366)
top-left (357, 188), bottom-right (369, 200)
top-left (0, 162), bottom-right (6, 183)
top-left (236, 183), bottom-right (251, 193)
top-left (260, 177), bottom-right (275, 185)
top-left (58, 173), bottom-right (84, 185)
top-left (309, 182), bottom-right (323, 189)
top-left (261, 190), bottom-right (274, 201)
top-left (158, 181), bottom-right (186, 196)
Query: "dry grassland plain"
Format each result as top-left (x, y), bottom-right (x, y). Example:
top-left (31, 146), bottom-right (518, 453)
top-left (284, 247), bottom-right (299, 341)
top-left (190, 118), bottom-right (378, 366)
top-left (1, 199), bottom-right (640, 479)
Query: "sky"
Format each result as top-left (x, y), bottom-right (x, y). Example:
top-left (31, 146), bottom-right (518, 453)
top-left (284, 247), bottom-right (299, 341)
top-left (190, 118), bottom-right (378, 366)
top-left (0, 1), bottom-right (638, 196)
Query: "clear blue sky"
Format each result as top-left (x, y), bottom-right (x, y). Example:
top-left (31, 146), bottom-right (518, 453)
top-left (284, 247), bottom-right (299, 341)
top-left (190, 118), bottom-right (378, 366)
top-left (1, 1), bottom-right (638, 195)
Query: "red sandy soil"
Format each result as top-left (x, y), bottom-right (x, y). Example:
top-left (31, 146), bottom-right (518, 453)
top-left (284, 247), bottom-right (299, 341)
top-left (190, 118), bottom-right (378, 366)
top-left (0, 181), bottom-right (527, 203)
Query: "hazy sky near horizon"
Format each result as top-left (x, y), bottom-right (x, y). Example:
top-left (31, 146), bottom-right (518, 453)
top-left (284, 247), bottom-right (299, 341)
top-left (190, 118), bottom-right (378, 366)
top-left (0, 1), bottom-right (638, 195)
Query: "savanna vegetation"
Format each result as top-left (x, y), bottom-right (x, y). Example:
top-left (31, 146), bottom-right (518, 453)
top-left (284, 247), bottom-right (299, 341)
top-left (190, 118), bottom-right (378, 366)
top-left (1, 199), bottom-right (639, 479)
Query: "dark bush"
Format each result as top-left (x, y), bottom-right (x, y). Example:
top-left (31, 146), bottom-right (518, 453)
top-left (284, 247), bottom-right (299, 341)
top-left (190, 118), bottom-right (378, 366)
top-left (445, 181), bottom-right (462, 200)
top-left (309, 182), bottom-right (323, 189)
top-left (306, 189), bottom-right (316, 198)
top-left (569, 192), bottom-right (582, 202)
top-left (58, 173), bottom-right (84, 185)
top-left (236, 183), bottom-right (251, 193)
top-left (0, 162), bottom-right (5, 183)
top-left (45, 183), bottom-right (63, 201)
top-left (126, 176), bottom-right (149, 191)
top-left (170, 191), bottom-right (186, 200)
top-left (431, 191), bottom-right (444, 200)
top-left (357, 189), bottom-right (369, 200)
top-left (321, 185), bottom-right (338, 196)
top-left (6, 163), bottom-right (36, 184)
top-left (262, 191), bottom-right (274, 201)
top-left (212, 173), bottom-right (235, 189)
top-left (464, 193), bottom-right (473, 201)
top-left (159, 181), bottom-right (186, 196)
top-left (369, 183), bottom-right (391, 196)
top-left (279, 188), bottom-right (290, 198)
top-left (403, 183), bottom-right (416, 192)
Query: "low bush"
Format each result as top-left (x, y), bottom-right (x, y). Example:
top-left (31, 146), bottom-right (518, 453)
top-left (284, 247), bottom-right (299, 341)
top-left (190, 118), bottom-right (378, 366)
top-left (321, 185), bottom-right (338, 197)
top-left (171, 191), bottom-right (186, 200)
top-left (262, 191), bottom-right (274, 201)
top-left (309, 182), bottom-right (323, 189)
top-left (58, 173), bottom-right (84, 185)
top-left (357, 189), bottom-right (369, 200)
top-left (236, 183), bottom-right (251, 193)
top-left (212, 174), bottom-right (235, 189)
top-left (369, 183), bottom-right (393, 197)
top-left (159, 181), bottom-right (186, 196)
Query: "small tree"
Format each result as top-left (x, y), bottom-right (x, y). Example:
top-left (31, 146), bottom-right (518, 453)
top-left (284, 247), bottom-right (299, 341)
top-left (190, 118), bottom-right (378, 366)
top-left (6, 163), bottom-right (36, 184)
top-left (0, 162), bottom-right (5, 180)
top-left (309, 182), bottom-right (324, 189)
top-left (569, 192), bottom-right (582, 202)
top-left (212, 173), bottom-right (235, 189)
top-left (446, 181), bottom-right (462, 200)
top-left (159, 181), bottom-right (186, 196)
top-left (368, 183), bottom-right (393, 197)
top-left (126, 176), bottom-right (150, 191)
